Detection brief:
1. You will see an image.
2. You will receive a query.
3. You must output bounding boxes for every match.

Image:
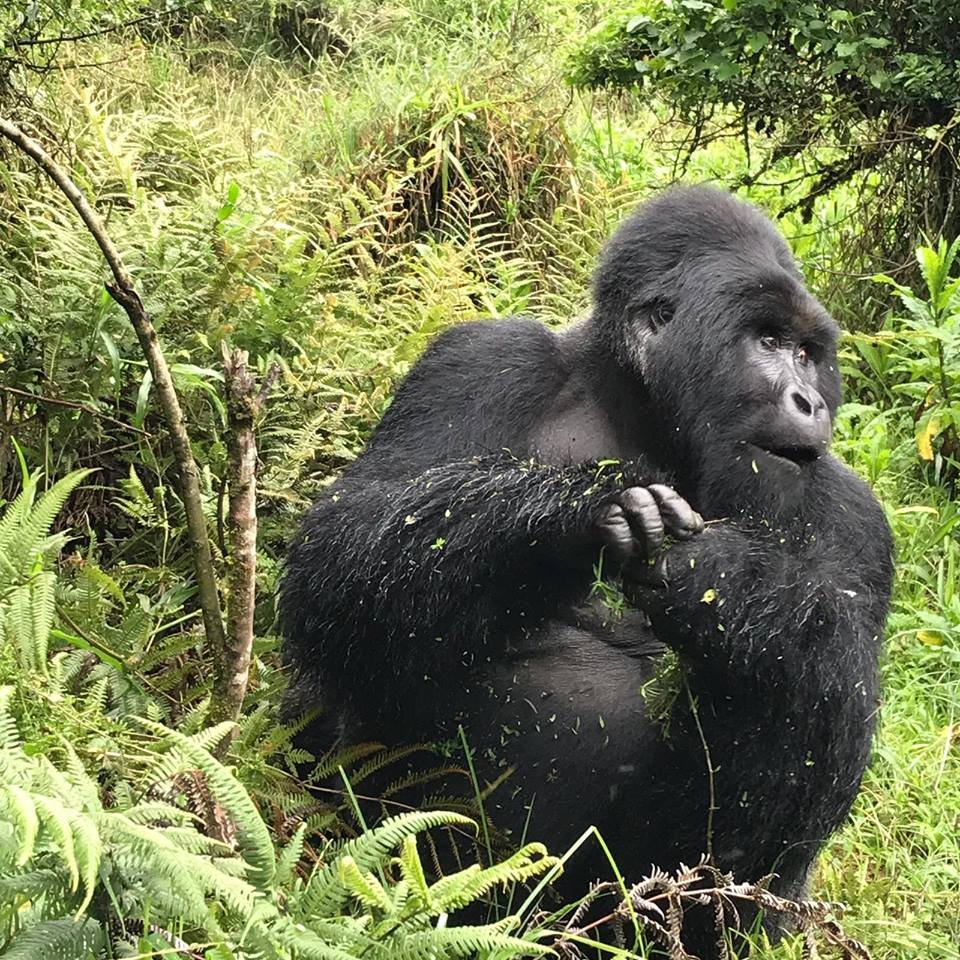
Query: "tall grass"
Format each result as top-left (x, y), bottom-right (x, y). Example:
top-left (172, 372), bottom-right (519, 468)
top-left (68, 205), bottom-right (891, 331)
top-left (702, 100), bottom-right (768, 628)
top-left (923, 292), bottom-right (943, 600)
top-left (0, 1), bottom-right (957, 955)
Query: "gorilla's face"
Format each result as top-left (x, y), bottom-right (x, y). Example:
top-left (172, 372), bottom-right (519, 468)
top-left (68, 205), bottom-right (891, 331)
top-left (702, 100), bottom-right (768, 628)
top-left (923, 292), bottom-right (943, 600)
top-left (639, 257), bottom-right (841, 515)
top-left (591, 187), bottom-right (843, 517)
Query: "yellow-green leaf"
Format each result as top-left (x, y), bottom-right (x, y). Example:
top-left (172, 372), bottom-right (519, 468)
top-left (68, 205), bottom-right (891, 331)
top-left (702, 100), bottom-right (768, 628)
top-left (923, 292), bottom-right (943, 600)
top-left (917, 418), bottom-right (940, 461)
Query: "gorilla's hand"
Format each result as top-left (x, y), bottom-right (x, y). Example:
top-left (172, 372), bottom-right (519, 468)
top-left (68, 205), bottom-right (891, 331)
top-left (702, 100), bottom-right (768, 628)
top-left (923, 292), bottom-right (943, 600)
top-left (620, 523), bottom-right (757, 657)
top-left (596, 484), bottom-right (703, 563)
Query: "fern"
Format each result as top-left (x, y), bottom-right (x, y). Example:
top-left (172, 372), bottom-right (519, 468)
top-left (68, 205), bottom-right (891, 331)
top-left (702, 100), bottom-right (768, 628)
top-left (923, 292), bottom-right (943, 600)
top-left (2, 917), bottom-right (105, 959)
top-left (381, 920), bottom-right (551, 959)
top-left (137, 718), bottom-right (277, 888)
top-left (0, 469), bottom-right (90, 677)
top-left (0, 686), bottom-right (19, 749)
top-left (299, 810), bottom-right (475, 916)
top-left (0, 532), bottom-right (560, 960)
top-left (275, 821), bottom-right (308, 886)
top-left (0, 470), bottom-right (93, 582)
top-left (0, 694), bottom-right (562, 958)
top-left (426, 843), bottom-right (555, 913)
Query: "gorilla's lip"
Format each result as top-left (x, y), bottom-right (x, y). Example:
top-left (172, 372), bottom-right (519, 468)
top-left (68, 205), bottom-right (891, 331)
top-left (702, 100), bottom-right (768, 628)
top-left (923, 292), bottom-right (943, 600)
top-left (752, 444), bottom-right (822, 467)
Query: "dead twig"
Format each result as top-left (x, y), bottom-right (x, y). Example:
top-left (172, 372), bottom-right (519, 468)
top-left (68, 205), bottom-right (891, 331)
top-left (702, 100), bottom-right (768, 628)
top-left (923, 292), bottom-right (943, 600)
top-left (210, 345), bottom-right (281, 732)
top-left (554, 859), bottom-right (870, 960)
top-left (0, 384), bottom-right (151, 437)
top-left (0, 116), bottom-right (227, 690)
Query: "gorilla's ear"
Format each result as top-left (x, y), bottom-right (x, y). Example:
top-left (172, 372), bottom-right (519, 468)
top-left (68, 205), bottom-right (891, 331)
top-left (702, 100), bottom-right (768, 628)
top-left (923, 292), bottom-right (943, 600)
top-left (634, 297), bottom-right (674, 336)
top-left (649, 300), bottom-right (674, 331)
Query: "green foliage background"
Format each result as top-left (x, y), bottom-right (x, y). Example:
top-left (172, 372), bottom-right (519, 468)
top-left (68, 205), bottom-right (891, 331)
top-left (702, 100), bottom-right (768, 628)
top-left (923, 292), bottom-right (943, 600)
top-left (0, 0), bottom-right (957, 957)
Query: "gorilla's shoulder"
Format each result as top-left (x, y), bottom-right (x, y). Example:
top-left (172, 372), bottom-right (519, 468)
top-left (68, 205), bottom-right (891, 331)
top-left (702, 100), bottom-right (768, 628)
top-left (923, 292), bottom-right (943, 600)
top-left (416, 316), bottom-right (564, 375)
top-left (394, 315), bottom-right (569, 409)
top-left (364, 317), bottom-right (570, 467)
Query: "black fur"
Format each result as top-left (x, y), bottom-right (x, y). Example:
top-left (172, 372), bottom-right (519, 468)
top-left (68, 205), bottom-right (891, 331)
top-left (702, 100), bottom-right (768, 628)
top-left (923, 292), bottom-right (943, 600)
top-left (280, 186), bottom-right (893, 955)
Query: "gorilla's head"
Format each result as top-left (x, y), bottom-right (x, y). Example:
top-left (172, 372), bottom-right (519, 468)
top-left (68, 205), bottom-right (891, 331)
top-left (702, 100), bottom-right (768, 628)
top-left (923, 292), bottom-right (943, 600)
top-left (590, 186), bottom-right (841, 515)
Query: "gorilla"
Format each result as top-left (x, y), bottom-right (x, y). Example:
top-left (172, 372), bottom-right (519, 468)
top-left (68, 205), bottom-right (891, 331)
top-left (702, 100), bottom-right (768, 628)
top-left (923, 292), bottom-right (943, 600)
top-left (280, 186), bottom-right (893, 954)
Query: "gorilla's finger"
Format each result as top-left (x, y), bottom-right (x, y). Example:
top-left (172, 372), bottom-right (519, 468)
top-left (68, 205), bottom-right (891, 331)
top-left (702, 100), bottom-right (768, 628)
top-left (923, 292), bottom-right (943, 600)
top-left (619, 486), bottom-right (664, 557)
top-left (622, 552), bottom-right (669, 588)
top-left (595, 503), bottom-right (636, 563)
top-left (648, 484), bottom-right (704, 538)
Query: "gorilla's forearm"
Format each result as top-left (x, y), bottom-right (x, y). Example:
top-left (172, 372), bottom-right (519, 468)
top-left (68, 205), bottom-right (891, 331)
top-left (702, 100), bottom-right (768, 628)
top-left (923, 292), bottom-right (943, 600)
top-left (280, 454), bottom-right (643, 689)
top-left (631, 521), bottom-right (892, 691)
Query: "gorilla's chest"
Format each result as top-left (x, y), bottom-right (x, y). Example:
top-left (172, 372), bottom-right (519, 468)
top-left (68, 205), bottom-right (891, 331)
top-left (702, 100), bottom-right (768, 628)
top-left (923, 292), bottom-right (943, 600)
top-left (531, 401), bottom-right (619, 463)
top-left (528, 375), bottom-right (647, 464)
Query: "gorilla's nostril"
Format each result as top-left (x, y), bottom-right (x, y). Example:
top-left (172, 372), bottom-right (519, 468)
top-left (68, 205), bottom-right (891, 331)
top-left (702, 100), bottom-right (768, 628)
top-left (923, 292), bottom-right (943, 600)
top-left (792, 391), bottom-right (813, 416)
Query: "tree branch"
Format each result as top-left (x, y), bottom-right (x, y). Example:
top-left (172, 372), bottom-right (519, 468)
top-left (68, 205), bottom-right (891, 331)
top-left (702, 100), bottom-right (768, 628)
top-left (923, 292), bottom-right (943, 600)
top-left (0, 384), bottom-right (151, 436)
top-left (9, 12), bottom-right (164, 47)
top-left (212, 346), bottom-right (280, 730)
top-left (0, 116), bottom-right (228, 679)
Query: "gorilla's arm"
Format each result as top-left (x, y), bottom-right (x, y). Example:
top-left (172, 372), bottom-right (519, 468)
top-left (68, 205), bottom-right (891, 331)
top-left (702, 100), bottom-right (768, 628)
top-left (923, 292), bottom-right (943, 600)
top-left (280, 318), bottom-right (702, 711)
top-left (628, 466), bottom-right (893, 692)
top-left (280, 319), bottom-right (617, 696)
top-left (280, 455), bottom-right (644, 697)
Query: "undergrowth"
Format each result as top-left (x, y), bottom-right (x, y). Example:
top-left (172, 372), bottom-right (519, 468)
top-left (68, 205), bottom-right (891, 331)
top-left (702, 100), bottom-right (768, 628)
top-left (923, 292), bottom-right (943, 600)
top-left (0, 1), bottom-right (956, 957)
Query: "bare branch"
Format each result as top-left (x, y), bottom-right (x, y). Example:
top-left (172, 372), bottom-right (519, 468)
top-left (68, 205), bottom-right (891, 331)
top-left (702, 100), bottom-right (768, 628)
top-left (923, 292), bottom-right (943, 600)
top-left (8, 12), bottom-right (165, 47)
top-left (0, 384), bottom-right (151, 436)
top-left (0, 115), bottom-right (227, 673)
top-left (212, 348), bottom-right (281, 732)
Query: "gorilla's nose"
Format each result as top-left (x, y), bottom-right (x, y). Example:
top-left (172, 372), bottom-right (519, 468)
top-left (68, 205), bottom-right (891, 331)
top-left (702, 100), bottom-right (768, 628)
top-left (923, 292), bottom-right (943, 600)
top-left (789, 385), bottom-right (826, 419)
top-left (782, 383), bottom-right (831, 454)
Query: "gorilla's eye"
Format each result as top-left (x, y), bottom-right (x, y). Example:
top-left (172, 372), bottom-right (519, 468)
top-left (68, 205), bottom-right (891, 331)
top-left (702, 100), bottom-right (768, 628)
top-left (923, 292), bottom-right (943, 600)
top-left (796, 345), bottom-right (811, 365)
top-left (651, 302), bottom-right (674, 329)
top-left (759, 334), bottom-right (780, 350)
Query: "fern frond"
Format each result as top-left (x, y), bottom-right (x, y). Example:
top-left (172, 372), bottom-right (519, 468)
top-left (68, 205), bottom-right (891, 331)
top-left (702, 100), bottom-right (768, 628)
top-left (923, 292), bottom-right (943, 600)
top-left (397, 835), bottom-right (431, 905)
top-left (8, 574), bottom-right (56, 674)
top-left (37, 754), bottom-right (83, 809)
top-left (275, 822), bottom-right (308, 886)
top-left (55, 741), bottom-right (101, 813)
top-left (137, 718), bottom-right (277, 889)
top-left (0, 784), bottom-right (39, 866)
top-left (0, 685), bottom-right (20, 749)
top-left (98, 815), bottom-right (221, 934)
top-left (309, 740), bottom-right (387, 781)
top-left (3, 470), bottom-right (94, 580)
top-left (122, 800), bottom-right (199, 826)
top-left (157, 826), bottom-right (234, 857)
top-left (337, 855), bottom-right (393, 912)
top-left (427, 843), bottom-right (558, 913)
top-left (301, 811), bottom-right (475, 918)
top-left (268, 917), bottom-right (362, 960)
top-left (67, 811), bottom-right (102, 914)
top-left (0, 868), bottom-right (72, 905)
top-left (0, 475), bottom-right (39, 574)
top-left (1, 916), bottom-right (105, 959)
top-left (32, 794), bottom-right (80, 892)
top-left (349, 744), bottom-right (434, 786)
top-left (383, 919), bottom-right (551, 959)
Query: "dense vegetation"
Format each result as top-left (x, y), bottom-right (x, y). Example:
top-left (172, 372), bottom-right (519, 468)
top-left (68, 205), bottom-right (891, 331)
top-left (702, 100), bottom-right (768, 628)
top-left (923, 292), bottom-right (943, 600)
top-left (569, 0), bottom-right (960, 286)
top-left (0, 1), bottom-right (957, 957)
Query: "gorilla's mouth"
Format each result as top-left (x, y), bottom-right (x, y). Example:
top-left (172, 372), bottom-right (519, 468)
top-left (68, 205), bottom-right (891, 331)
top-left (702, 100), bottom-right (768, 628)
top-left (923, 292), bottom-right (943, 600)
top-left (759, 444), bottom-right (821, 466)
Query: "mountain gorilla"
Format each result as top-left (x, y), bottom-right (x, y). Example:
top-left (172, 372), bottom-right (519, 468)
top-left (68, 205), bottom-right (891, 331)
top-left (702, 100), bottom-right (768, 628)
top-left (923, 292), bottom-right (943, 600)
top-left (280, 186), bottom-right (893, 954)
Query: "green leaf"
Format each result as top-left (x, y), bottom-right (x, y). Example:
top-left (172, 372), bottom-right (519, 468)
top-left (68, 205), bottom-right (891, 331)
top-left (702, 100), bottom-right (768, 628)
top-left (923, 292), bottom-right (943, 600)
top-left (0, 785), bottom-right (40, 865)
top-left (2, 917), bottom-right (105, 960)
top-left (338, 855), bottom-right (393, 911)
top-left (133, 368), bottom-right (153, 430)
top-left (137, 719), bottom-right (277, 889)
top-left (34, 794), bottom-right (80, 891)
